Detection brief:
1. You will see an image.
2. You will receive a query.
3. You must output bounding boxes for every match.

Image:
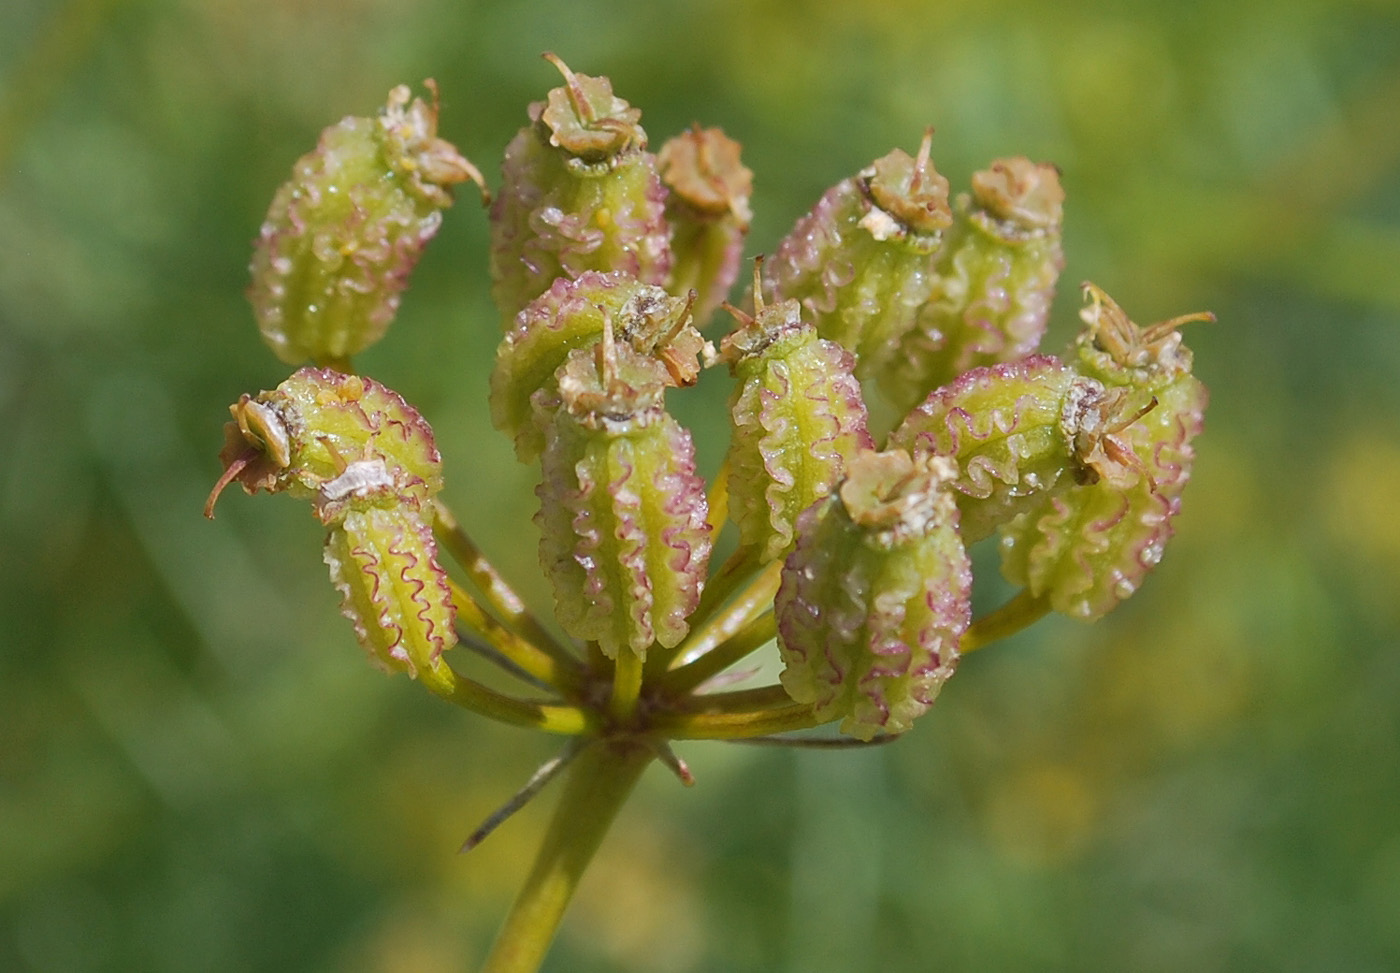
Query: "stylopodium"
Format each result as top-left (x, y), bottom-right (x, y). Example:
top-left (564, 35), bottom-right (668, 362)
top-left (206, 58), bottom-right (1213, 972)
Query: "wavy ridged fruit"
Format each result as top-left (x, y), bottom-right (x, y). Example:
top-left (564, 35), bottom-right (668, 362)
top-left (888, 355), bottom-right (1149, 544)
top-left (208, 368), bottom-right (455, 678)
top-left (207, 367), bottom-right (443, 523)
top-left (720, 279), bottom-right (873, 562)
top-left (763, 130), bottom-right (951, 378)
top-left (249, 82), bottom-right (485, 366)
top-left (534, 333), bottom-right (711, 658)
top-left (658, 126), bottom-right (753, 328)
top-left (775, 451), bottom-right (971, 740)
top-left (881, 157), bottom-right (1064, 412)
top-left (324, 505), bottom-right (457, 677)
top-left (998, 285), bottom-right (1211, 619)
top-left (489, 55), bottom-right (671, 325)
top-left (489, 271), bottom-right (705, 461)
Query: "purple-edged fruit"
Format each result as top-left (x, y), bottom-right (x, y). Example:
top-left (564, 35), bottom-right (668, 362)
top-left (249, 83), bottom-right (485, 366)
top-left (534, 327), bottom-right (711, 658)
top-left (775, 450), bottom-right (971, 740)
top-left (489, 55), bottom-right (671, 325)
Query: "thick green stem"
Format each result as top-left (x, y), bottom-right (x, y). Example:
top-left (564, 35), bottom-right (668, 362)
top-left (656, 558), bottom-right (781, 680)
top-left (315, 354), bottom-right (355, 373)
top-left (655, 684), bottom-right (829, 739)
top-left (659, 700), bottom-right (826, 739)
top-left (609, 651), bottom-right (644, 724)
top-left (692, 543), bottom-right (763, 627)
top-left (481, 741), bottom-right (654, 973)
top-left (706, 458), bottom-right (729, 532)
top-left (644, 541), bottom-right (763, 679)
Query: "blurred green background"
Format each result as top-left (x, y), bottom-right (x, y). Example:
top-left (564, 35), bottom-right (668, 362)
top-left (3, 0), bottom-right (1399, 970)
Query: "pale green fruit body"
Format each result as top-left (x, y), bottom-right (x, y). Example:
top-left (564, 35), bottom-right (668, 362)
top-left (658, 126), bottom-right (753, 329)
top-left (764, 139), bottom-right (951, 378)
top-left (489, 62), bottom-right (670, 325)
top-left (999, 369), bottom-right (1206, 619)
top-left (250, 85), bottom-right (481, 365)
top-left (215, 367), bottom-right (443, 522)
top-left (998, 287), bottom-right (1210, 619)
top-left (722, 298), bottom-right (873, 563)
top-left (888, 355), bottom-right (1094, 545)
top-left (211, 367), bottom-right (458, 678)
top-left (534, 345), bottom-right (711, 659)
top-left (776, 452), bottom-right (971, 740)
top-left (489, 271), bottom-right (701, 462)
top-left (324, 506), bottom-right (457, 678)
top-left (882, 157), bottom-right (1064, 412)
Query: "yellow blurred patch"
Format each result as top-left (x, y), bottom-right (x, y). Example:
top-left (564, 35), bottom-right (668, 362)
top-left (1323, 429), bottom-right (1400, 628)
top-left (983, 763), bottom-right (1099, 868)
top-left (1326, 431), bottom-right (1400, 561)
top-left (335, 906), bottom-right (472, 973)
top-left (562, 820), bottom-right (704, 972)
top-left (1055, 23), bottom-right (1180, 155)
top-left (1171, 435), bottom-right (1264, 547)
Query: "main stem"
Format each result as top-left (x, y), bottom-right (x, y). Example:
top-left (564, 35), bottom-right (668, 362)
top-left (480, 739), bottom-right (654, 973)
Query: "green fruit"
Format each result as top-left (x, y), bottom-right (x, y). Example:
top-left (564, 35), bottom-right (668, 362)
top-left (881, 157), bottom-right (1065, 412)
top-left (208, 367), bottom-right (443, 524)
top-left (249, 83), bottom-right (484, 365)
top-left (776, 451), bottom-right (971, 740)
top-left (888, 354), bottom-right (1155, 544)
top-left (720, 279), bottom-right (873, 562)
top-left (658, 126), bottom-right (753, 328)
top-left (324, 505), bottom-right (458, 678)
top-left (489, 271), bottom-right (705, 462)
top-left (998, 285), bottom-right (1211, 619)
top-left (489, 55), bottom-right (670, 325)
top-left (534, 332), bottom-right (711, 658)
top-left (764, 131), bottom-right (951, 378)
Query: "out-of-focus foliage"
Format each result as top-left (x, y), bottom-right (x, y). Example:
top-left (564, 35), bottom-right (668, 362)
top-left (2, 0), bottom-right (1398, 969)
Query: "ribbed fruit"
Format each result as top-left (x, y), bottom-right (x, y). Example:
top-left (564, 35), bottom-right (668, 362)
top-left (249, 83), bottom-right (484, 365)
top-left (658, 126), bottom-right (753, 328)
top-left (763, 131), bottom-right (951, 378)
top-left (882, 157), bottom-right (1064, 412)
top-left (776, 451), bottom-right (971, 740)
top-left (998, 285), bottom-right (1212, 619)
top-left (720, 279), bottom-right (873, 562)
top-left (489, 55), bottom-right (670, 325)
top-left (534, 332), bottom-right (711, 658)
